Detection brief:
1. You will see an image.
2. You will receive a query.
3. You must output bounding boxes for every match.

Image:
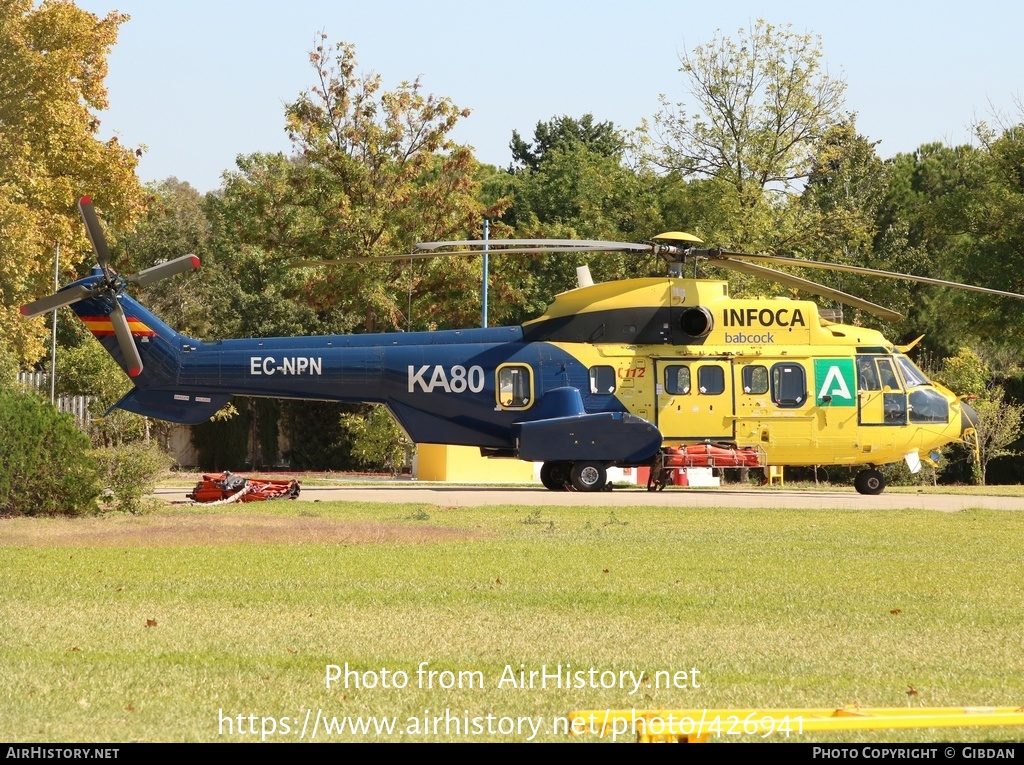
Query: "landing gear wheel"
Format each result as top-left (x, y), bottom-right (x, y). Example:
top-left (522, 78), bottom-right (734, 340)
top-left (570, 461), bottom-right (607, 492)
top-left (854, 468), bottom-right (886, 495)
top-left (540, 461), bottom-right (571, 491)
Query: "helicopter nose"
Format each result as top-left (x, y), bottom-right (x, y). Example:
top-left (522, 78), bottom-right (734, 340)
top-left (960, 401), bottom-right (979, 433)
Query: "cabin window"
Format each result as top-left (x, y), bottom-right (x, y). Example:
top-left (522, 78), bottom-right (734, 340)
top-left (664, 365), bottom-right (691, 395)
top-left (588, 365), bottom-right (616, 395)
top-left (771, 363), bottom-right (806, 408)
top-left (697, 365), bottom-right (725, 395)
top-left (741, 365), bottom-right (769, 395)
top-left (496, 364), bottom-right (533, 409)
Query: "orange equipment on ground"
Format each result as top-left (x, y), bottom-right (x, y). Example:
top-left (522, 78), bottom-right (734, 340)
top-left (662, 444), bottom-right (764, 468)
top-left (647, 444), bottom-right (764, 491)
top-left (187, 472), bottom-right (301, 504)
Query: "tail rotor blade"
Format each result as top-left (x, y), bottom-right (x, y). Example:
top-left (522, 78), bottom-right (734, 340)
top-left (110, 299), bottom-right (143, 378)
top-left (19, 284), bottom-right (97, 318)
top-left (127, 255), bottom-right (201, 287)
top-left (78, 196), bottom-right (112, 271)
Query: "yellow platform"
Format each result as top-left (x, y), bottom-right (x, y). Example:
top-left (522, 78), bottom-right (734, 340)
top-left (569, 706), bottom-right (1024, 742)
top-left (415, 444), bottom-right (536, 483)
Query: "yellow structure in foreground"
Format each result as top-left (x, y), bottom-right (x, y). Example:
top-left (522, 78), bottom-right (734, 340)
top-left (415, 444), bottom-right (536, 483)
top-left (569, 706), bottom-right (1024, 743)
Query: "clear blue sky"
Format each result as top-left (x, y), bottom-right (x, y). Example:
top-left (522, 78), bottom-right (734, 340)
top-left (76, 0), bottom-right (1024, 193)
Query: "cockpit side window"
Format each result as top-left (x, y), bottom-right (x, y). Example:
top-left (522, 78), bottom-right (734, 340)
top-left (857, 357), bottom-right (880, 391)
top-left (877, 359), bottom-right (900, 390)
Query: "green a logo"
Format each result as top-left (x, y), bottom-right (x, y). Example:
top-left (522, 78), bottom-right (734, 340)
top-left (814, 359), bottom-right (856, 407)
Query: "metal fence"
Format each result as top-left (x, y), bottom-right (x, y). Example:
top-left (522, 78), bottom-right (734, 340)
top-left (17, 371), bottom-right (93, 429)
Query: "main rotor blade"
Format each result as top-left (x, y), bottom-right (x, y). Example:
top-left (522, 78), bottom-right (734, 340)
top-left (706, 250), bottom-right (1024, 301)
top-left (417, 239), bottom-right (652, 252)
top-left (78, 196), bottom-right (112, 272)
top-left (290, 252), bottom-right (477, 267)
top-left (110, 299), bottom-right (143, 378)
top-left (289, 246), bottom-right (635, 267)
top-left (127, 255), bottom-right (201, 287)
top-left (714, 258), bottom-right (905, 322)
top-left (19, 284), bottom-right (97, 318)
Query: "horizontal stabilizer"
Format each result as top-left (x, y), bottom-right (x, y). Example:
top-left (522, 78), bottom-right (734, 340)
top-left (110, 388), bottom-right (232, 425)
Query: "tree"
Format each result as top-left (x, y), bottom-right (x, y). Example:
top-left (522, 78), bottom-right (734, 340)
top-left (873, 140), bottom-right (1011, 357)
top-left (116, 179), bottom-right (214, 337)
top-left (952, 121), bottom-right (1024, 348)
top-left (934, 347), bottom-right (990, 400)
top-left (642, 20), bottom-right (847, 250)
top-left (510, 114), bottom-right (623, 173)
top-left (0, 0), bottom-right (143, 366)
top-left (802, 121), bottom-right (888, 257)
top-left (204, 50), bottom-right (507, 471)
top-left (793, 120), bottom-right (903, 324)
top-left (55, 339), bottom-right (144, 446)
top-left (933, 347), bottom-right (1023, 485)
top-left (488, 114), bottom-right (670, 324)
top-left (494, 141), bottom-right (667, 323)
top-left (972, 392), bottom-right (1024, 486)
top-left (280, 37), bottom-right (505, 331)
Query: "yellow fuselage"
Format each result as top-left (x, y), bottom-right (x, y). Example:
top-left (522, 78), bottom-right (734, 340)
top-left (527, 278), bottom-right (968, 468)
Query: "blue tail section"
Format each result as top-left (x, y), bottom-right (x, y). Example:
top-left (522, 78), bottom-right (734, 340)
top-left (61, 276), bottom-right (656, 460)
top-left (69, 280), bottom-right (229, 424)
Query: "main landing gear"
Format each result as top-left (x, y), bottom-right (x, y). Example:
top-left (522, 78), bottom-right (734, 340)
top-left (539, 461), bottom-right (609, 492)
top-left (854, 468), bottom-right (886, 495)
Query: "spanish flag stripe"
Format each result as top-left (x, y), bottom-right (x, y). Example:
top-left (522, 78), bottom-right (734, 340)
top-left (80, 316), bottom-right (156, 337)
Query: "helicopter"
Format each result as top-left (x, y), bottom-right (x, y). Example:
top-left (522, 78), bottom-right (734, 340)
top-left (21, 197), bottom-right (1024, 494)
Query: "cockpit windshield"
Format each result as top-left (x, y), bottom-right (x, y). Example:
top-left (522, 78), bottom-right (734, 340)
top-left (895, 354), bottom-right (929, 388)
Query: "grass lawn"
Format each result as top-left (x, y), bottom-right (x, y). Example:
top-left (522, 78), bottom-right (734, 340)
top-left (2, 500), bottom-right (1022, 742)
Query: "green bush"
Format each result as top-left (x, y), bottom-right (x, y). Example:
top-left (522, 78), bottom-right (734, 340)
top-left (93, 441), bottom-right (174, 514)
top-left (339, 404), bottom-right (414, 475)
top-left (0, 341), bottom-right (18, 389)
top-left (0, 391), bottom-right (100, 516)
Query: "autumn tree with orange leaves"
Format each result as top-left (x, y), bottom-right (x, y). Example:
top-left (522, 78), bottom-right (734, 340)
top-left (0, 0), bottom-right (143, 368)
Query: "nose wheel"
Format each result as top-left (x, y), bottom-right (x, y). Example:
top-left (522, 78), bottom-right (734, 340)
top-left (854, 468), bottom-right (886, 495)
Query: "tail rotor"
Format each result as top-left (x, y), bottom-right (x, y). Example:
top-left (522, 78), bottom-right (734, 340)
top-left (19, 196), bottom-right (201, 378)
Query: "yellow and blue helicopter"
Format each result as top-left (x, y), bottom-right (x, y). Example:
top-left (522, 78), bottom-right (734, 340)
top-left (22, 198), bottom-right (1024, 494)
